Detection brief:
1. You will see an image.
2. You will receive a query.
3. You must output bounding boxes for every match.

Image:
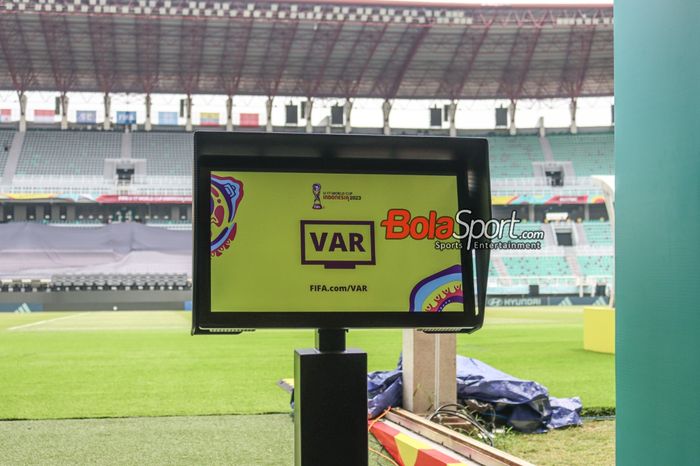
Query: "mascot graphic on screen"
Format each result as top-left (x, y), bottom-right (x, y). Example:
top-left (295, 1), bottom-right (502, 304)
top-left (409, 265), bottom-right (463, 312)
top-left (210, 175), bottom-right (244, 257)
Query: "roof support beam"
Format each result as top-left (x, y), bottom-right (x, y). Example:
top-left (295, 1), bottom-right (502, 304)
top-left (225, 96), bottom-right (233, 132)
top-left (179, 18), bottom-right (208, 95)
top-left (558, 26), bottom-right (596, 98)
top-left (135, 18), bottom-right (161, 94)
top-left (39, 14), bottom-right (77, 92)
top-left (0, 13), bottom-right (35, 92)
top-left (103, 93), bottom-right (111, 130)
top-left (437, 22), bottom-right (492, 99)
top-left (0, 7), bottom-right (612, 100)
top-left (88, 15), bottom-right (118, 94)
top-left (382, 99), bottom-right (392, 136)
top-left (497, 24), bottom-right (543, 100)
top-left (336, 23), bottom-right (389, 98)
top-left (257, 20), bottom-right (299, 97)
top-left (574, 29), bottom-right (596, 97)
top-left (297, 22), bottom-right (345, 97)
top-left (218, 18), bottom-right (254, 97)
top-left (371, 25), bottom-right (430, 99)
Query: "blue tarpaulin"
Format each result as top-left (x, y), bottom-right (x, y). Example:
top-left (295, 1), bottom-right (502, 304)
top-left (367, 355), bottom-right (582, 432)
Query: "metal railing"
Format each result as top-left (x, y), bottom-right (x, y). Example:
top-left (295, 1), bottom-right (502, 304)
top-left (491, 176), bottom-right (599, 188)
top-left (3, 175), bottom-right (192, 196)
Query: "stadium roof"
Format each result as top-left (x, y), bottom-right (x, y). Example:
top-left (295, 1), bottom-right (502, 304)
top-left (0, 1), bottom-right (613, 100)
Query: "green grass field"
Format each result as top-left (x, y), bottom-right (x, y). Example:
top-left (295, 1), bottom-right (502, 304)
top-left (0, 307), bottom-right (615, 465)
top-left (0, 307), bottom-right (614, 420)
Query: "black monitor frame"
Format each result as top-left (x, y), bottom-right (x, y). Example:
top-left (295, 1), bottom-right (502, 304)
top-left (193, 132), bottom-right (491, 334)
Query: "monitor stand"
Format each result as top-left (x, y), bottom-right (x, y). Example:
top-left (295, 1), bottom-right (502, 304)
top-left (294, 328), bottom-right (368, 466)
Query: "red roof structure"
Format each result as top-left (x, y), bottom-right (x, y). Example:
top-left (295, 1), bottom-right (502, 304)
top-left (0, 1), bottom-right (613, 100)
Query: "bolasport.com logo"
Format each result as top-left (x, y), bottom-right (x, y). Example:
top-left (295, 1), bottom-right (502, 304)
top-left (379, 209), bottom-right (544, 250)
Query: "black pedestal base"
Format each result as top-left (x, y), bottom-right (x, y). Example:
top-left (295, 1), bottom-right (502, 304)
top-left (294, 347), bottom-right (368, 466)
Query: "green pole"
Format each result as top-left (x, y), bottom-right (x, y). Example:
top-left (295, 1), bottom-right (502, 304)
top-left (616, 1), bottom-right (700, 464)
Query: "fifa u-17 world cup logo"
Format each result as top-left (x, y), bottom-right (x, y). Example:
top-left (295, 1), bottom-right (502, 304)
top-left (312, 183), bottom-right (322, 210)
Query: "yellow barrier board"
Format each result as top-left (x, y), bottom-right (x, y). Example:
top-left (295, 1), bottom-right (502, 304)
top-left (583, 306), bottom-right (615, 354)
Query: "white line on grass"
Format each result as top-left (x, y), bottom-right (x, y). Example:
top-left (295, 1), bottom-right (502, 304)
top-left (19, 326), bottom-right (186, 332)
top-left (7, 312), bottom-right (90, 331)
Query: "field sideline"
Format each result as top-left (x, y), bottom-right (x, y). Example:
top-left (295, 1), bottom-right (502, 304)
top-left (0, 307), bottom-right (614, 420)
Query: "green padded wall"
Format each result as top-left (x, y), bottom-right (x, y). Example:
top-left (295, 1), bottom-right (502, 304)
top-left (616, 1), bottom-right (700, 464)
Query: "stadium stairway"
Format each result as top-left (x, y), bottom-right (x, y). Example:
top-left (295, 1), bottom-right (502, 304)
top-left (490, 256), bottom-right (511, 284)
top-left (542, 224), bottom-right (558, 247)
top-left (1, 131), bottom-right (24, 185)
top-left (564, 249), bottom-right (582, 277)
top-left (121, 132), bottom-right (131, 159)
top-left (539, 135), bottom-right (555, 162)
top-left (574, 223), bottom-right (589, 246)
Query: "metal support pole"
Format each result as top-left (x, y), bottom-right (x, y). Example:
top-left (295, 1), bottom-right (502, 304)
top-left (304, 98), bottom-right (313, 133)
top-left (59, 93), bottom-right (69, 130)
top-left (18, 91), bottom-right (27, 132)
top-left (103, 93), bottom-right (111, 130)
top-left (382, 99), bottom-right (392, 136)
top-left (226, 95), bottom-right (233, 132)
top-left (343, 98), bottom-right (353, 134)
top-left (447, 100), bottom-right (458, 137)
top-left (315, 328), bottom-right (347, 352)
top-left (144, 94), bottom-right (152, 131)
top-left (570, 97), bottom-right (578, 134)
top-left (295, 329), bottom-right (367, 466)
top-left (185, 95), bottom-right (193, 132)
top-left (265, 96), bottom-right (273, 133)
top-left (508, 100), bottom-right (517, 136)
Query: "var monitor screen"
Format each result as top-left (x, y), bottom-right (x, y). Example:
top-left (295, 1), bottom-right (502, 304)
top-left (193, 133), bottom-right (491, 332)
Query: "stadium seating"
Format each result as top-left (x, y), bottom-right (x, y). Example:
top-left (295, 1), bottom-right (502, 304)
top-left (489, 262), bottom-right (498, 277)
top-left (48, 273), bottom-right (191, 292)
top-left (145, 221), bottom-right (192, 231)
top-left (502, 256), bottom-right (573, 278)
top-left (1, 129), bottom-right (616, 299)
top-left (46, 221), bottom-right (104, 228)
top-left (548, 132), bottom-right (614, 176)
top-left (6, 130), bottom-right (613, 182)
top-left (486, 135), bottom-right (544, 178)
top-left (131, 132), bottom-right (193, 176)
top-left (582, 221), bottom-right (613, 245)
top-left (577, 256), bottom-right (613, 277)
top-left (17, 131), bottom-right (121, 176)
top-left (506, 222), bottom-right (546, 243)
top-left (0, 130), bottom-right (15, 174)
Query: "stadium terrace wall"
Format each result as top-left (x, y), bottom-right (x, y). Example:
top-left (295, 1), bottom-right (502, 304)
top-left (0, 290), bottom-right (191, 312)
top-left (0, 291), bottom-right (608, 312)
top-left (486, 296), bottom-right (609, 307)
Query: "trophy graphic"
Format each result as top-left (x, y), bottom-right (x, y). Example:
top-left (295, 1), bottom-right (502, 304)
top-left (312, 183), bottom-right (323, 210)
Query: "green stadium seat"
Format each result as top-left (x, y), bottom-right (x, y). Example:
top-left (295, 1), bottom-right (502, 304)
top-left (17, 131), bottom-right (121, 176)
top-left (131, 132), bottom-right (193, 177)
top-left (582, 221), bottom-right (613, 245)
top-left (577, 255), bottom-right (613, 276)
top-left (0, 130), bottom-right (15, 174)
top-left (548, 132), bottom-right (614, 176)
top-left (486, 135), bottom-right (544, 178)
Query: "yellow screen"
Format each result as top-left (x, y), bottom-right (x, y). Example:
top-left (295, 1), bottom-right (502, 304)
top-left (210, 171), bottom-right (463, 312)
